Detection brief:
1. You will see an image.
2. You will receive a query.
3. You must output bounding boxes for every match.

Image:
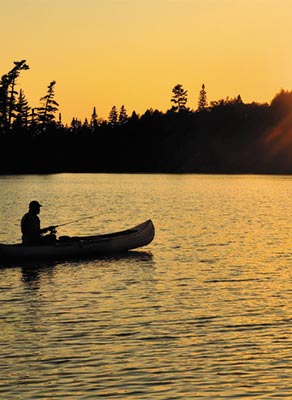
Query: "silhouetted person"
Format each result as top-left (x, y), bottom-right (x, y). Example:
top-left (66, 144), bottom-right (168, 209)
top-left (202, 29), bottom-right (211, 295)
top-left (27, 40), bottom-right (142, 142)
top-left (21, 201), bottom-right (56, 245)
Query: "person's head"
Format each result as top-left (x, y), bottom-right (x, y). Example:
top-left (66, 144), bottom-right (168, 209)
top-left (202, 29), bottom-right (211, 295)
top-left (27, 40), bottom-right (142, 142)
top-left (29, 200), bottom-right (42, 214)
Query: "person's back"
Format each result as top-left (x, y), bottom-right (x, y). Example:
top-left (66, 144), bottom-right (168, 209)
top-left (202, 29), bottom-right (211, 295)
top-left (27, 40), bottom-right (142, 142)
top-left (21, 200), bottom-right (56, 245)
top-left (21, 210), bottom-right (42, 245)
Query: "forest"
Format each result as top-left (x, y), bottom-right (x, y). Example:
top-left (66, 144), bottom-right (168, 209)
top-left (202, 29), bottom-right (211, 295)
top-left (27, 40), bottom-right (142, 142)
top-left (1, 60), bottom-right (292, 174)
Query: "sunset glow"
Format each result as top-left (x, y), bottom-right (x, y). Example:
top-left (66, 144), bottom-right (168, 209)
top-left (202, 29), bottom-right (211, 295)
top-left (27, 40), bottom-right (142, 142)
top-left (2, 0), bottom-right (292, 124)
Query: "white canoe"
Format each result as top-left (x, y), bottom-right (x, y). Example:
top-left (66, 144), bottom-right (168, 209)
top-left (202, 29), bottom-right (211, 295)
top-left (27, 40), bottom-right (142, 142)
top-left (0, 219), bottom-right (155, 264)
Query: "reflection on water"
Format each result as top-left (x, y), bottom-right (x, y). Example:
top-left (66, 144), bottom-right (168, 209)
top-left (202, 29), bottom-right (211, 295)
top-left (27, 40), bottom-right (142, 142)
top-left (1, 174), bottom-right (292, 399)
top-left (19, 250), bottom-right (154, 288)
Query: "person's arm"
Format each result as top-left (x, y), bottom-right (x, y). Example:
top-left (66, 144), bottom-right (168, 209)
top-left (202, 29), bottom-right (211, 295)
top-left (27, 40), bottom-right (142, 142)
top-left (41, 226), bottom-right (56, 234)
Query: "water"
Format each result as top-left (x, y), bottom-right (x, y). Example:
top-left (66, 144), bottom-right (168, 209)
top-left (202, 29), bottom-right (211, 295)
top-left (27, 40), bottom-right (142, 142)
top-left (1, 173), bottom-right (292, 399)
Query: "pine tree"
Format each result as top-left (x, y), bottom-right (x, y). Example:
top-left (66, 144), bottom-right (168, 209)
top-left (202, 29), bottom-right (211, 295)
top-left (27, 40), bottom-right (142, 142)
top-left (28, 108), bottom-right (38, 134)
top-left (70, 117), bottom-right (82, 133)
top-left (82, 118), bottom-right (89, 130)
top-left (171, 84), bottom-right (188, 112)
top-left (37, 80), bottom-right (59, 129)
top-left (197, 84), bottom-right (208, 111)
top-left (118, 105), bottom-right (128, 125)
top-left (0, 60), bottom-right (29, 131)
top-left (90, 106), bottom-right (98, 131)
top-left (13, 89), bottom-right (30, 129)
top-left (0, 74), bottom-right (10, 131)
top-left (57, 112), bottom-right (63, 128)
top-left (108, 105), bottom-right (118, 127)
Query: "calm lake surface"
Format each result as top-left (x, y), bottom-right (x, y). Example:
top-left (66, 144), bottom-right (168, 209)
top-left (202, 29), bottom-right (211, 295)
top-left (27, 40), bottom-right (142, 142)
top-left (1, 173), bottom-right (292, 399)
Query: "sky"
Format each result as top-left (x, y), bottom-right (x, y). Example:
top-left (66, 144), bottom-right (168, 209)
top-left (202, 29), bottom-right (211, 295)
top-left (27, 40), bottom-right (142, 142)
top-left (2, 0), bottom-right (292, 124)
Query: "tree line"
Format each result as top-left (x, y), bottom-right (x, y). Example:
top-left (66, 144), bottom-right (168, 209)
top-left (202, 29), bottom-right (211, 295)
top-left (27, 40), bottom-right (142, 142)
top-left (1, 59), bottom-right (292, 174)
top-left (0, 60), bottom-right (207, 131)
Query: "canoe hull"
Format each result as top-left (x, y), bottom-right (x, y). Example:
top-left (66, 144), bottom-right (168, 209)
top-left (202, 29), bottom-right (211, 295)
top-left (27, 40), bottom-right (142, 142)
top-left (0, 219), bottom-right (155, 264)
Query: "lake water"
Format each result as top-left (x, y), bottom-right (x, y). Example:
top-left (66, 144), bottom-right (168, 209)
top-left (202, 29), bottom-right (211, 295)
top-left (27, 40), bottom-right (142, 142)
top-left (1, 173), bottom-right (292, 399)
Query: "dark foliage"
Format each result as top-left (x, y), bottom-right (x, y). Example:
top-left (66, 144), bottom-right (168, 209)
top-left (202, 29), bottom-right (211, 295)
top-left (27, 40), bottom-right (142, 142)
top-left (1, 61), bottom-right (292, 174)
top-left (1, 95), bottom-right (292, 174)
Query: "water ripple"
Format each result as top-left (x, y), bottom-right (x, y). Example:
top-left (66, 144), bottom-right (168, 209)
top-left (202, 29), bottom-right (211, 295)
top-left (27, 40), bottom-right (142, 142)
top-left (2, 174), bottom-right (292, 398)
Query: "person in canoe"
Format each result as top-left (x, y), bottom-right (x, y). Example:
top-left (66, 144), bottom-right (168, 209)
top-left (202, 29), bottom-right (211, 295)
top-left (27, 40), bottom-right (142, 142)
top-left (21, 200), bottom-right (57, 245)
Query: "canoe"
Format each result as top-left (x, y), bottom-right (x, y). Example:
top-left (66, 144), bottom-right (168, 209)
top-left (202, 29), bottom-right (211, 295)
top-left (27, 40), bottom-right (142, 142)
top-left (0, 219), bottom-right (155, 264)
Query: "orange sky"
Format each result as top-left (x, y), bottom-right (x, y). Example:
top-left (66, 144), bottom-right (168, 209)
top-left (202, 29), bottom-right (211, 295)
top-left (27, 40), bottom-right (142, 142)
top-left (2, 0), bottom-right (292, 124)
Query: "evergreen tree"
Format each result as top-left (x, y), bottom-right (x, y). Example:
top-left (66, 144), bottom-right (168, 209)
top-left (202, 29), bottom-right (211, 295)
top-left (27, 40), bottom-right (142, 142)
top-left (108, 105), bottom-right (118, 127)
top-left (235, 94), bottom-right (243, 104)
top-left (71, 117), bottom-right (82, 130)
top-left (81, 117), bottom-right (91, 133)
top-left (37, 80), bottom-right (59, 129)
top-left (13, 89), bottom-right (30, 129)
top-left (0, 60), bottom-right (29, 131)
top-left (171, 84), bottom-right (188, 112)
top-left (197, 83), bottom-right (208, 111)
top-left (57, 112), bottom-right (63, 128)
top-left (118, 105), bottom-right (128, 125)
top-left (129, 111), bottom-right (139, 124)
top-left (0, 74), bottom-right (9, 131)
top-left (90, 106), bottom-right (98, 131)
top-left (28, 108), bottom-right (38, 134)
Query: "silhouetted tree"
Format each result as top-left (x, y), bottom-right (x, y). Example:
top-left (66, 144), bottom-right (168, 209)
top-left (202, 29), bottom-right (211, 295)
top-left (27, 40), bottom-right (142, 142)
top-left (0, 60), bottom-right (29, 131)
top-left (28, 108), bottom-right (38, 133)
top-left (13, 89), bottom-right (30, 129)
top-left (130, 111), bottom-right (139, 120)
top-left (70, 117), bottom-right (82, 132)
top-left (0, 74), bottom-right (10, 131)
top-left (3, 55), bottom-right (292, 174)
top-left (235, 95), bottom-right (243, 104)
top-left (270, 89), bottom-right (292, 118)
top-left (197, 84), bottom-right (208, 111)
top-left (90, 106), bottom-right (98, 131)
top-left (57, 112), bottom-right (63, 128)
top-left (108, 105), bottom-right (118, 127)
top-left (118, 105), bottom-right (128, 125)
top-left (171, 84), bottom-right (188, 112)
top-left (210, 95), bottom-right (243, 108)
top-left (37, 80), bottom-right (59, 129)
